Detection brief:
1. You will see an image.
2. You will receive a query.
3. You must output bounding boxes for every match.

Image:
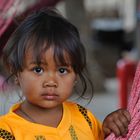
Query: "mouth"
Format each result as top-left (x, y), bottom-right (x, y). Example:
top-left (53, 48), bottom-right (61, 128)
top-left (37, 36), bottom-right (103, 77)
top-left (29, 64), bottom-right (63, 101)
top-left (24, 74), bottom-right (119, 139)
top-left (41, 93), bottom-right (58, 100)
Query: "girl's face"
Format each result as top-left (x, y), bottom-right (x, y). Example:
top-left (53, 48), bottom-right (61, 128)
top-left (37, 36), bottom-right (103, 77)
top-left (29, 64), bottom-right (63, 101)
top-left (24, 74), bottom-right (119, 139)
top-left (17, 47), bottom-right (76, 109)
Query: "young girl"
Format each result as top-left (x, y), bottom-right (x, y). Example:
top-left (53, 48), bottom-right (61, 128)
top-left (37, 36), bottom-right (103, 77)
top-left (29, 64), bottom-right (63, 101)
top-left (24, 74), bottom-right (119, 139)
top-left (0, 8), bottom-right (130, 140)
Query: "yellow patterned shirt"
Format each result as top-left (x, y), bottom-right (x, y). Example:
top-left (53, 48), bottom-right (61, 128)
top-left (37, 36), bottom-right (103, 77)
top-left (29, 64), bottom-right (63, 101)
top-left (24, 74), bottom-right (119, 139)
top-left (0, 101), bottom-right (104, 140)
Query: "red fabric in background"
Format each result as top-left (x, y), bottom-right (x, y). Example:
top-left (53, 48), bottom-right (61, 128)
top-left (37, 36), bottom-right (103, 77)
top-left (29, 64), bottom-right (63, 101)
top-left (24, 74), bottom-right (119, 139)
top-left (0, 0), bottom-right (17, 37)
top-left (0, 0), bottom-right (62, 57)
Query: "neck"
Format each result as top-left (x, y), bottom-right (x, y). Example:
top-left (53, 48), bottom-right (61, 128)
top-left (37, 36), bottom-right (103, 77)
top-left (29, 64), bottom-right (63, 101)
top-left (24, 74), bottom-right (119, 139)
top-left (17, 101), bottom-right (63, 127)
top-left (21, 100), bottom-right (63, 115)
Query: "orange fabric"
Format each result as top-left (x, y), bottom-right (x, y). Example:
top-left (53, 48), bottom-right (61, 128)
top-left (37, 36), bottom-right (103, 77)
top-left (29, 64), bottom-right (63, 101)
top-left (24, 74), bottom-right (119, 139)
top-left (0, 101), bottom-right (104, 140)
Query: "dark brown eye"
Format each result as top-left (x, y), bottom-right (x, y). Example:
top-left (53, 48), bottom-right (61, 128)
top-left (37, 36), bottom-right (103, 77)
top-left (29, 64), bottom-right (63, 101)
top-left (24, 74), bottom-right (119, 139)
top-left (33, 67), bottom-right (44, 74)
top-left (58, 67), bottom-right (68, 75)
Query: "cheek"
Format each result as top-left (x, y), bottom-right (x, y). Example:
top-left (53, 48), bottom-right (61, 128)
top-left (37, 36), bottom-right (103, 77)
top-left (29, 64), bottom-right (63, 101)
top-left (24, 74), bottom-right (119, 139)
top-left (67, 78), bottom-right (75, 88)
top-left (19, 80), bottom-right (30, 94)
top-left (59, 76), bottom-right (76, 92)
top-left (18, 76), bottom-right (38, 93)
top-left (65, 73), bottom-right (76, 83)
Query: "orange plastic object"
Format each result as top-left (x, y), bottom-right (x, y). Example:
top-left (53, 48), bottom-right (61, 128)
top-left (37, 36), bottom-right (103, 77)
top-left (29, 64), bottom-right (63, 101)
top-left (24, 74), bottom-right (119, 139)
top-left (117, 59), bottom-right (137, 108)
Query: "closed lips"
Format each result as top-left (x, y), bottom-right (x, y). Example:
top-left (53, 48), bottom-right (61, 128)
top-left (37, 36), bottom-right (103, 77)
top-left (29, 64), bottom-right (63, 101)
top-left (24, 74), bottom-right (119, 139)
top-left (41, 93), bottom-right (58, 100)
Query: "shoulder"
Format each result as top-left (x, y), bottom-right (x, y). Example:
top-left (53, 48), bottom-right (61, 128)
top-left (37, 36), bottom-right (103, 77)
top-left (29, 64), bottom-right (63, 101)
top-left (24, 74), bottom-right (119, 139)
top-left (0, 115), bottom-right (15, 139)
top-left (64, 101), bottom-right (95, 117)
top-left (0, 114), bottom-right (11, 128)
top-left (0, 103), bottom-right (20, 131)
top-left (64, 101), bottom-right (92, 114)
top-left (64, 101), bottom-right (104, 139)
top-left (64, 101), bottom-right (103, 138)
top-left (64, 101), bottom-right (101, 127)
top-left (64, 101), bottom-right (86, 112)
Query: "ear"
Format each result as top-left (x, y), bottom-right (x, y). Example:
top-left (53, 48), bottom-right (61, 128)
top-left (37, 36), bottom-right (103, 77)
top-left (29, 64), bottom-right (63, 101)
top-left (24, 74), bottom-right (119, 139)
top-left (74, 75), bottom-right (78, 85)
top-left (14, 76), bottom-right (19, 85)
top-left (9, 64), bottom-right (13, 74)
top-left (74, 80), bottom-right (77, 85)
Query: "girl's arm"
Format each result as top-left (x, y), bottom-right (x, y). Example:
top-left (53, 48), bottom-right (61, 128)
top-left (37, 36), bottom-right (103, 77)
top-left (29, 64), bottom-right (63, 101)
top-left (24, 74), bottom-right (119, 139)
top-left (103, 109), bottom-right (131, 138)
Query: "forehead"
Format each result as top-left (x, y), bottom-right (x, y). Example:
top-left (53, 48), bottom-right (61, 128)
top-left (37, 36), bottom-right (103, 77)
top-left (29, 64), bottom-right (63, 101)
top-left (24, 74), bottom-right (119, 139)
top-left (24, 47), bottom-right (72, 65)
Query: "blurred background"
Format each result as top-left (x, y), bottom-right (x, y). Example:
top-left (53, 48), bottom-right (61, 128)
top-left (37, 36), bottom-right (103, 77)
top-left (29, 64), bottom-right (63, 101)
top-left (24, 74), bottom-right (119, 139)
top-left (0, 0), bottom-right (139, 121)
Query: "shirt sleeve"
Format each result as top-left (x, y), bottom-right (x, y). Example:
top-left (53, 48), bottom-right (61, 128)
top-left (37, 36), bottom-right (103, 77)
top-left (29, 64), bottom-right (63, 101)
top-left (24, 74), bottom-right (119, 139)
top-left (87, 110), bottom-right (104, 140)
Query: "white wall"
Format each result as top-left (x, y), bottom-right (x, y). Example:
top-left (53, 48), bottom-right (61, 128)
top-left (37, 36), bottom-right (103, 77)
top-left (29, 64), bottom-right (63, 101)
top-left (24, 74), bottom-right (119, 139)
top-left (84, 0), bottom-right (136, 32)
top-left (84, 0), bottom-right (119, 12)
top-left (56, 0), bottom-right (136, 32)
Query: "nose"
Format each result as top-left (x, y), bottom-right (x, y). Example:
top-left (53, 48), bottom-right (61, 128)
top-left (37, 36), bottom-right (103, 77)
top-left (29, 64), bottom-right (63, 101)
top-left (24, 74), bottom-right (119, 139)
top-left (42, 71), bottom-right (58, 88)
top-left (43, 81), bottom-right (58, 88)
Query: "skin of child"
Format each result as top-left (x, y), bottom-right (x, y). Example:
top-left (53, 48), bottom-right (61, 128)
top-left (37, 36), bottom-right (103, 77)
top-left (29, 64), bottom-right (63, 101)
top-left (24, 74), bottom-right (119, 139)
top-left (15, 47), bottom-right (77, 127)
top-left (2, 8), bottom-right (131, 138)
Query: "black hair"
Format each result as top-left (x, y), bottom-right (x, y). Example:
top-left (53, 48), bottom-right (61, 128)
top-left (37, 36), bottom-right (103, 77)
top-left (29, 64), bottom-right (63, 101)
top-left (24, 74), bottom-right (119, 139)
top-left (2, 8), bottom-right (93, 101)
